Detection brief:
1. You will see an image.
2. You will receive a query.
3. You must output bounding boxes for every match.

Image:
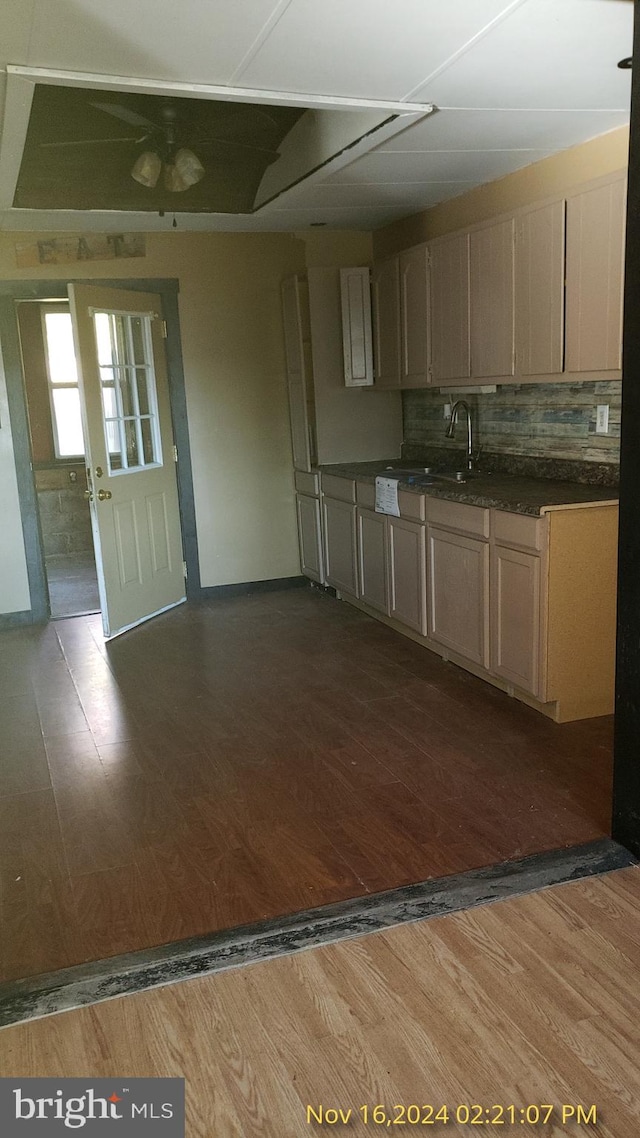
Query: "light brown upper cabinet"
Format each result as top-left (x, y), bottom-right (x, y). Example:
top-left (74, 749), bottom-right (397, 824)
top-left (565, 174), bottom-right (626, 377)
top-left (281, 275), bottom-right (314, 472)
top-left (429, 231), bottom-right (471, 386)
top-left (371, 256), bottom-right (401, 388)
top-left (340, 266), bottom-right (374, 387)
top-left (372, 245), bottom-right (430, 389)
top-left (515, 199), bottom-right (565, 378)
top-left (399, 244), bottom-right (430, 388)
top-left (469, 217), bottom-right (515, 380)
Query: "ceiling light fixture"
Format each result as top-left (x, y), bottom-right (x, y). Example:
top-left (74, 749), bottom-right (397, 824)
top-left (131, 145), bottom-right (204, 192)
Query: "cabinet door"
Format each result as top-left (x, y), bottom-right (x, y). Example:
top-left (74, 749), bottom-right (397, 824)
top-left (357, 508), bottom-right (388, 613)
top-left (565, 176), bottom-right (625, 374)
top-left (491, 545), bottom-right (541, 696)
top-left (429, 232), bottom-right (471, 384)
top-left (371, 256), bottom-right (400, 388)
top-left (427, 526), bottom-right (489, 666)
top-left (340, 267), bottom-right (374, 387)
top-left (388, 516), bottom-right (427, 635)
top-left (296, 493), bottom-right (324, 584)
top-left (469, 218), bottom-right (515, 379)
top-left (323, 496), bottom-right (359, 596)
top-left (399, 244), bottom-right (430, 388)
top-left (516, 199), bottom-right (565, 378)
top-left (282, 275), bottom-right (312, 471)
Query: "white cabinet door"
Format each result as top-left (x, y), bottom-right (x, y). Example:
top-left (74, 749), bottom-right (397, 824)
top-left (490, 544), bottom-right (541, 696)
top-left (469, 218), bottom-right (515, 379)
top-left (429, 232), bottom-right (471, 385)
top-left (296, 493), bottom-right (324, 584)
top-left (388, 516), bottom-right (427, 635)
top-left (340, 267), bottom-right (374, 387)
top-left (427, 526), bottom-right (489, 667)
top-left (516, 199), bottom-right (565, 378)
top-left (282, 275), bottom-right (312, 471)
top-left (323, 496), bottom-right (359, 596)
top-left (371, 256), bottom-right (401, 388)
top-left (357, 508), bottom-right (388, 613)
top-left (399, 244), bottom-right (430, 388)
top-left (565, 176), bottom-right (626, 375)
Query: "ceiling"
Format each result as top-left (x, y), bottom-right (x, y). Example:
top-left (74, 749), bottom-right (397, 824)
top-left (0, 0), bottom-right (633, 232)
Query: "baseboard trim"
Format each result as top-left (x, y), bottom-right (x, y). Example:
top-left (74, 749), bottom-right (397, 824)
top-left (0, 838), bottom-right (633, 1030)
top-left (0, 609), bottom-right (37, 631)
top-left (198, 575), bottom-right (308, 599)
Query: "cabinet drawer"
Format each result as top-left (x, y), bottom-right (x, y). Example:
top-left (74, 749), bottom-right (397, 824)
top-left (322, 474), bottom-right (356, 503)
top-left (492, 510), bottom-right (545, 553)
top-left (295, 469), bottom-right (320, 496)
top-left (426, 498), bottom-right (489, 538)
top-left (357, 481), bottom-right (375, 509)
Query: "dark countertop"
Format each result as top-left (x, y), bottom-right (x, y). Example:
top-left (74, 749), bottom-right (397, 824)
top-left (317, 460), bottom-right (619, 517)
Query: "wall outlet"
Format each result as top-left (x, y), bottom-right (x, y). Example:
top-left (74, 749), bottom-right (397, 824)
top-left (444, 403), bottom-right (452, 419)
top-left (596, 404), bottom-right (610, 434)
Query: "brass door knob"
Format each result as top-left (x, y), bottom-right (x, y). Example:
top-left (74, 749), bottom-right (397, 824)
top-left (84, 489), bottom-right (93, 501)
top-left (97, 489), bottom-right (112, 501)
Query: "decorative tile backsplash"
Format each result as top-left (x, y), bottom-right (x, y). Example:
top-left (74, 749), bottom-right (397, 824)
top-left (403, 381), bottom-right (621, 466)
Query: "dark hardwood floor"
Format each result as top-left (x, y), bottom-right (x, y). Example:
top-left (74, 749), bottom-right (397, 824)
top-left (0, 587), bottom-right (613, 981)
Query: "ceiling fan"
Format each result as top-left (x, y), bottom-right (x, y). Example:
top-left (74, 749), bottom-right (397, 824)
top-left (40, 99), bottom-right (283, 193)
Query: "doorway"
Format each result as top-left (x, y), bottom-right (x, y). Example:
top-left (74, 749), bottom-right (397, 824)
top-left (17, 299), bottom-right (100, 619)
top-left (1, 277), bottom-right (200, 632)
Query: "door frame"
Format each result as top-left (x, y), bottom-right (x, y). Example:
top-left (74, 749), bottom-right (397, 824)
top-left (0, 277), bottom-right (201, 625)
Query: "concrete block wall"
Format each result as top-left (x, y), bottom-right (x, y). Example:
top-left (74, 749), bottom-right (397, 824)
top-left (35, 465), bottom-right (93, 557)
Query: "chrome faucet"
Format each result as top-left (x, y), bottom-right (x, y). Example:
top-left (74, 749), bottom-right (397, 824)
top-left (445, 400), bottom-right (475, 471)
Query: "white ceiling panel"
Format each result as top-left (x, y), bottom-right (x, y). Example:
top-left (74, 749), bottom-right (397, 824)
top-left (236, 0), bottom-right (518, 100)
top-left (24, 0), bottom-right (286, 85)
top-left (415, 0), bottom-right (633, 110)
top-left (278, 181), bottom-right (480, 211)
top-left (380, 108), bottom-right (630, 153)
top-left (324, 149), bottom-right (553, 186)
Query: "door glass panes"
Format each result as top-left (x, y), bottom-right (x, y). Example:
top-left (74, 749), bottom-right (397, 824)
top-left (42, 308), bottom-right (85, 457)
top-left (92, 311), bottom-right (162, 474)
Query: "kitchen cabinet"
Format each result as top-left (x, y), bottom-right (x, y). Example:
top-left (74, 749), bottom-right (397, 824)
top-left (491, 545), bottom-right (541, 695)
top-left (515, 198), bottom-right (565, 378)
top-left (371, 257), bottom-right (400, 388)
top-left (429, 231), bottom-right (471, 385)
top-left (372, 245), bottom-right (430, 389)
top-left (388, 515), bottom-right (427, 635)
top-left (357, 507), bottom-right (388, 613)
top-left (282, 275), bottom-right (314, 472)
top-left (323, 494), bottom-right (359, 597)
top-left (427, 523), bottom-right (490, 668)
top-left (296, 493), bottom-right (324, 584)
top-left (469, 216), bottom-right (515, 380)
top-left (340, 267), bottom-right (374, 387)
top-left (565, 174), bottom-right (626, 376)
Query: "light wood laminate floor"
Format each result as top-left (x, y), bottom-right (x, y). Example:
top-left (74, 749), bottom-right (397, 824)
top-left (0, 587), bottom-right (613, 981)
top-left (1, 867), bottom-right (638, 1137)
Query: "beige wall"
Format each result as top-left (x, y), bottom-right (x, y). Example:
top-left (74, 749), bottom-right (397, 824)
top-left (374, 126), bottom-right (630, 258)
top-left (0, 227), bottom-right (371, 614)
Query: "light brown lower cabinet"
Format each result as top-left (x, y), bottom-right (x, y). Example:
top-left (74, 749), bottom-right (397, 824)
top-left (388, 515), bottom-right (427, 635)
top-left (323, 495), bottom-right (359, 597)
top-left (357, 508), bottom-right (388, 613)
top-left (490, 544), bottom-right (541, 695)
top-left (295, 492), bottom-right (324, 584)
top-left (427, 526), bottom-right (490, 668)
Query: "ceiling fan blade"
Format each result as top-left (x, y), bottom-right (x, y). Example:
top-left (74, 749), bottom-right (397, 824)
top-left (90, 102), bottom-right (160, 130)
top-left (40, 136), bottom-right (144, 149)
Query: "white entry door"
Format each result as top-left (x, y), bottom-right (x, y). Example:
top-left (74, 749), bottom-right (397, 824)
top-left (68, 284), bottom-right (186, 638)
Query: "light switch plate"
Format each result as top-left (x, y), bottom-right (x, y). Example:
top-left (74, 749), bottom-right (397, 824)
top-left (596, 404), bottom-right (610, 434)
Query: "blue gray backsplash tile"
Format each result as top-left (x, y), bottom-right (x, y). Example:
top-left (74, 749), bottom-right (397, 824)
top-left (403, 381), bottom-right (621, 466)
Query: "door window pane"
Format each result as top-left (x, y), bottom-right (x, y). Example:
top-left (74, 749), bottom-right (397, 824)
top-left (93, 310), bottom-right (162, 474)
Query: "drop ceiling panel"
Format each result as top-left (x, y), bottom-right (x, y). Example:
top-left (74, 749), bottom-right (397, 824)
top-left (380, 108), bottom-right (630, 153)
top-left (324, 149), bottom-right (553, 185)
top-left (237, 0), bottom-right (517, 100)
top-left (415, 0), bottom-right (633, 110)
top-left (25, 0), bottom-right (285, 85)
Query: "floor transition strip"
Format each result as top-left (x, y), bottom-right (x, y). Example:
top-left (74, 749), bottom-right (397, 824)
top-left (0, 838), bottom-right (634, 1029)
